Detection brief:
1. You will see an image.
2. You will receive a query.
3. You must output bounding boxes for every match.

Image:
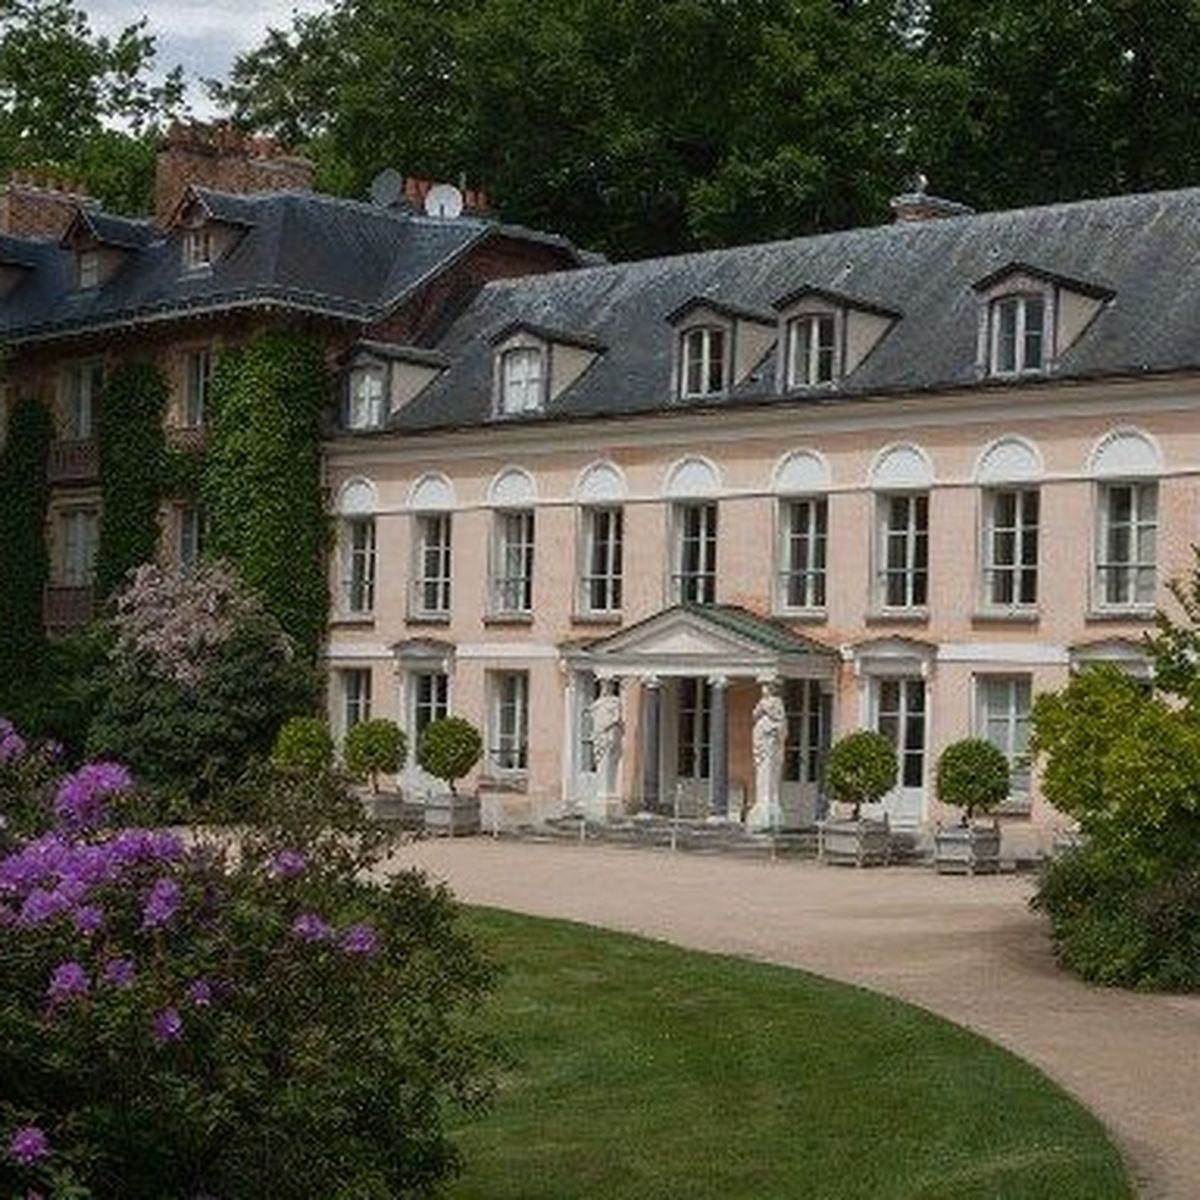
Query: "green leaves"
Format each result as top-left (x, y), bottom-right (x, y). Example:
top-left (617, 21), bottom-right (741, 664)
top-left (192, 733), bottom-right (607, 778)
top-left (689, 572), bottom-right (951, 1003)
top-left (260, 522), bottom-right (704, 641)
top-left (934, 737), bottom-right (1009, 822)
top-left (825, 729), bottom-right (897, 817)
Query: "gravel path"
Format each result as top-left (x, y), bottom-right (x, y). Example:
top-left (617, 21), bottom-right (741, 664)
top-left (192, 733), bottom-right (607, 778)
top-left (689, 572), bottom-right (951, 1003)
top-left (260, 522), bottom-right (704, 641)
top-left (388, 838), bottom-right (1200, 1199)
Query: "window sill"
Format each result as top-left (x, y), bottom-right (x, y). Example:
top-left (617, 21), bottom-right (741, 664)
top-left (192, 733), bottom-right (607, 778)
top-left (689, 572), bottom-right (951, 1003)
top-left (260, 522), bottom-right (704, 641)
top-left (406, 613), bottom-right (451, 626)
top-left (483, 613), bottom-right (534, 626)
top-left (865, 608), bottom-right (929, 626)
top-left (330, 613), bottom-right (375, 628)
top-left (1085, 607), bottom-right (1156, 624)
top-left (571, 612), bottom-right (623, 627)
top-left (971, 608), bottom-right (1039, 626)
top-left (478, 773), bottom-right (528, 794)
top-left (774, 608), bottom-right (828, 625)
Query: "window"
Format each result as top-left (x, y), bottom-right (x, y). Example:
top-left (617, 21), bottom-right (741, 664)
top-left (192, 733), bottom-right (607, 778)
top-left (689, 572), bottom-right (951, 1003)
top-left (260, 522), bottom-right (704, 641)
top-left (183, 226), bottom-right (214, 271)
top-left (876, 677), bottom-right (926, 789)
top-left (413, 671), bottom-right (449, 742)
top-left (580, 506), bottom-right (623, 613)
top-left (1096, 481), bottom-right (1157, 608)
top-left (493, 509), bottom-right (535, 614)
top-left (977, 676), bottom-right (1032, 802)
top-left (983, 488), bottom-right (1038, 607)
top-left (990, 294), bottom-right (1046, 375)
top-left (77, 250), bottom-right (100, 290)
top-left (779, 497), bottom-right (827, 610)
top-left (184, 348), bottom-right (211, 428)
top-left (499, 347), bottom-right (545, 415)
top-left (673, 502), bottom-right (717, 604)
top-left (59, 509), bottom-right (99, 586)
top-left (677, 678), bottom-right (711, 779)
top-left (878, 493), bottom-right (928, 609)
top-left (680, 327), bottom-right (726, 398)
top-left (64, 362), bottom-right (102, 440)
top-left (783, 679), bottom-right (825, 784)
top-left (340, 517), bottom-right (376, 615)
top-left (490, 671), bottom-right (529, 771)
top-left (346, 366), bottom-right (386, 430)
top-left (176, 504), bottom-right (204, 571)
top-left (787, 314), bottom-right (837, 387)
top-left (576, 673), bottom-right (602, 774)
top-left (340, 668), bottom-right (371, 734)
top-left (414, 513), bottom-right (452, 616)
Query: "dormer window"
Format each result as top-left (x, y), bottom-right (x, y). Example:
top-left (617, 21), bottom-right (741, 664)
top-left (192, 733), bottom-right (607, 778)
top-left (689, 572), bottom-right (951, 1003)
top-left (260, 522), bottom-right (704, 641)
top-left (787, 314), bottom-right (837, 387)
top-left (499, 346), bottom-right (545, 415)
top-left (346, 366), bottom-right (386, 430)
top-left (77, 250), bottom-right (100, 291)
top-left (680, 326), bottom-right (726, 398)
top-left (991, 294), bottom-right (1045, 376)
top-left (183, 226), bottom-right (214, 272)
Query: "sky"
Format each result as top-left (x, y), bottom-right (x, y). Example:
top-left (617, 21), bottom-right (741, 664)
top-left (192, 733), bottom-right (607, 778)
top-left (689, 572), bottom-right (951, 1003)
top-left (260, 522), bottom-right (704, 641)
top-left (83, 0), bottom-right (326, 117)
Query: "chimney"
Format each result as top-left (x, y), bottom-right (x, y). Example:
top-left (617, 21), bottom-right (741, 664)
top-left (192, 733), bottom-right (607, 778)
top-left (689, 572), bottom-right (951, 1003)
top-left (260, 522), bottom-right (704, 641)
top-left (0, 171), bottom-right (89, 241)
top-left (154, 122), bottom-right (315, 226)
top-left (890, 173), bottom-right (974, 223)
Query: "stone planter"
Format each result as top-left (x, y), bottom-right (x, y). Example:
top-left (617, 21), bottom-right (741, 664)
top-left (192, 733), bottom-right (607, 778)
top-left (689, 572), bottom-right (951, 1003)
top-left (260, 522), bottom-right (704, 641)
top-left (933, 823), bottom-right (1001, 875)
top-left (360, 789), bottom-right (421, 827)
top-left (423, 792), bottom-right (481, 838)
top-left (819, 818), bottom-right (890, 867)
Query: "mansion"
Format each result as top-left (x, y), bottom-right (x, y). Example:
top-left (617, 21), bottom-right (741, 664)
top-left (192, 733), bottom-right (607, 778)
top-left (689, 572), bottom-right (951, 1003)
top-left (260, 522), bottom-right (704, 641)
top-left (3, 127), bottom-right (1198, 857)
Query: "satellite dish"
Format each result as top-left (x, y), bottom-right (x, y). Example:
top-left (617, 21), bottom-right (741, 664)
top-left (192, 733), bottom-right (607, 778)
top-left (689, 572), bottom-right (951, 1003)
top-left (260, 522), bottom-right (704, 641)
top-left (424, 182), bottom-right (464, 219)
top-left (368, 168), bottom-right (404, 208)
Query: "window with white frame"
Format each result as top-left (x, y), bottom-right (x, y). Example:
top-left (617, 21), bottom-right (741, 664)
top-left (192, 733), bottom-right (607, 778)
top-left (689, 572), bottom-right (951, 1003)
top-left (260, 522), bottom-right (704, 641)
top-left (346, 366), bottom-right (386, 430)
top-left (58, 508), bottom-right (99, 586)
top-left (580, 506), bottom-right (623, 614)
top-left (412, 671), bottom-right (449, 742)
top-left (779, 497), bottom-right (827, 610)
top-left (982, 488), bottom-right (1038, 607)
top-left (783, 679), bottom-right (825, 784)
top-left (490, 670), bottom-right (529, 771)
top-left (1096, 480), bottom-right (1157, 608)
top-left (977, 676), bottom-right (1032, 802)
top-left (340, 517), bottom-right (376, 615)
top-left (499, 346), bottom-right (545, 415)
top-left (184, 348), bottom-right (211, 428)
top-left (413, 513), bottom-right (452, 616)
top-left (493, 509), bottom-right (535, 614)
top-left (787, 314), bottom-right (837, 387)
top-left (64, 362), bottom-right (102, 440)
top-left (339, 668), bottom-right (371, 734)
top-left (673, 501), bottom-right (717, 604)
top-left (878, 493), bottom-right (929, 609)
top-left (183, 226), bottom-right (214, 271)
top-left (990, 294), bottom-right (1046, 376)
top-left (77, 250), bottom-right (100, 290)
top-left (677, 677), bottom-right (711, 779)
top-left (679, 326), bottom-right (726, 398)
top-left (176, 504), bottom-right (204, 571)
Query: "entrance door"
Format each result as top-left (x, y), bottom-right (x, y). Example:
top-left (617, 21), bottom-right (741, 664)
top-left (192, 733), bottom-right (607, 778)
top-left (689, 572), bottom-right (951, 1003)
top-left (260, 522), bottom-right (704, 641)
top-left (572, 671), bottom-right (601, 810)
top-left (871, 676), bottom-right (926, 828)
top-left (671, 677), bottom-right (711, 816)
top-left (781, 679), bottom-right (827, 826)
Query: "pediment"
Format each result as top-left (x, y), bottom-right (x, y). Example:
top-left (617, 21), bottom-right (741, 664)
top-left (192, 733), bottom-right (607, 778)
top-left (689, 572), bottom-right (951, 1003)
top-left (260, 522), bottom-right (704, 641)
top-left (593, 612), bottom-right (771, 662)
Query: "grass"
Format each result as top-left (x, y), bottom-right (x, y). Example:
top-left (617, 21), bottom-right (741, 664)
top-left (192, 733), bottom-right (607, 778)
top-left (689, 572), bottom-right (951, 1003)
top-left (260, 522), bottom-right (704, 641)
top-left (447, 907), bottom-right (1133, 1200)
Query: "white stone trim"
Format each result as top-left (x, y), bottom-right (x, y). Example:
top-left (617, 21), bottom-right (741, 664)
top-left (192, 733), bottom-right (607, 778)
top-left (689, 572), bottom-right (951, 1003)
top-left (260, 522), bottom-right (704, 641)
top-left (334, 477), bottom-right (377, 516)
top-left (869, 442), bottom-right (933, 489)
top-left (407, 471), bottom-right (455, 510)
top-left (772, 448), bottom-right (832, 493)
top-left (1088, 427), bottom-right (1164, 476)
top-left (487, 465), bottom-right (538, 506)
top-left (938, 643), bottom-right (1069, 665)
top-left (974, 435), bottom-right (1044, 483)
top-left (324, 643), bottom-right (392, 661)
top-left (575, 459), bottom-right (627, 501)
top-left (456, 643), bottom-right (561, 661)
top-left (662, 454), bottom-right (722, 498)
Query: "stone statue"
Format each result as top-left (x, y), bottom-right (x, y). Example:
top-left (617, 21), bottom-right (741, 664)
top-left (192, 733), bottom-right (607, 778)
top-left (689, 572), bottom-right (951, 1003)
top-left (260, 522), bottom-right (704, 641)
top-left (749, 679), bottom-right (787, 829)
top-left (589, 682), bottom-right (623, 775)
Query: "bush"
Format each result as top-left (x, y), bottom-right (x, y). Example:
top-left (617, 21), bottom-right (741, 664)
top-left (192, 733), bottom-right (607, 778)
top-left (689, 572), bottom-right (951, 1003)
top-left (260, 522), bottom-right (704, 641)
top-left (272, 716), bottom-right (335, 777)
top-left (825, 730), bottom-right (897, 820)
top-left (417, 717), bottom-right (483, 795)
top-left (343, 719), bottom-right (407, 793)
top-left (935, 738), bottom-right (1010, 824)
top-left (0, 718), bottom-right (499, 1197)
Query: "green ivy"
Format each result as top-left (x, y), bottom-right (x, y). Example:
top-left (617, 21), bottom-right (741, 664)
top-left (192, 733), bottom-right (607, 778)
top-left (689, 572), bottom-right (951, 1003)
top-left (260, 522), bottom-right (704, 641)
top-left (202, 332), bottom-right (330, 659)
top-left (164, 445), bottom-right (204, 500)
top-left (96, 361), bottom-right (169, 597)
top-left (0, 396), bottom-right (52, 701)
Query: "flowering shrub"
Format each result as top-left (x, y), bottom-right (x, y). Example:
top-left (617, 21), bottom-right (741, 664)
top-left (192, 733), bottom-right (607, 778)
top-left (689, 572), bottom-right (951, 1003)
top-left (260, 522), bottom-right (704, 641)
top-left (0, 718), bottom-right (498, 1197)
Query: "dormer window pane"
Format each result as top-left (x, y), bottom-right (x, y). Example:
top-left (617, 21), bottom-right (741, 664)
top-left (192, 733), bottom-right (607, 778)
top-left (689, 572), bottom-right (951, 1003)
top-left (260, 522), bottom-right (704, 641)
top-left (77, 251), bottom-right (100, 290)
top-left (500, 347), bottom-right (545, 414)
top-left (681, 327), bottom-right (725, 398)
top-left (347, 367), bottom-right (386, 430)
top-left (992, 295), bottom-right (1046, 375)
top-left (183, 227), bottom-right (213, 271)
top-left (788, 315), bottom-right (836, 387)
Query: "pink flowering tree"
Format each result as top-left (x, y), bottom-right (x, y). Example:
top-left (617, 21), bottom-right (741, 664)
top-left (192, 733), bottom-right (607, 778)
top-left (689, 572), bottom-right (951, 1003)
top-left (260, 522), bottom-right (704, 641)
top-left (0, 717), bottom-right (497, 1197)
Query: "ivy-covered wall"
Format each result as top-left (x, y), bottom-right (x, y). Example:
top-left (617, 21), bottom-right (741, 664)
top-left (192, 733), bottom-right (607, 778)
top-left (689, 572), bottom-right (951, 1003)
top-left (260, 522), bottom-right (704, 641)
top-left (96, 361), bottom-right (168, 597)
top-left (0, 395), bottom-right (52, 700)
top-left (202, 332), bottom-right (330, 659)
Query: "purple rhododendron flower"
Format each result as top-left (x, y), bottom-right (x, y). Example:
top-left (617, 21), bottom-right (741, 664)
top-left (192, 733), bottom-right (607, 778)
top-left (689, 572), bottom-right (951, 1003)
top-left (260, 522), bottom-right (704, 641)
top-left (47, 961), bottom-right (89, 1004)
top-left (53, 762), bottom-right (133, 830)
top-left (291, 912), bottom-right (332, 943)
top-left (0, 718), bottom-right (27, 765)
top-left (186, 978), bottom-right (212, 1007)
top-left (268, 850), bottom-right (306, 879)
top-left (7, 1125), bottom-right (49, 1166)
top-left (17, 887), bottom-right (69, 928)
top-left (103, 957), bottom-right (136, 988)
top-left (142, 876), bottom-right (181, 929)
top-left (72, 904), bottom-right (105, 936)
top-left (340, 923), bottom-right (379, 956)
top-left (153, 1007), bottom-right (183, 1045)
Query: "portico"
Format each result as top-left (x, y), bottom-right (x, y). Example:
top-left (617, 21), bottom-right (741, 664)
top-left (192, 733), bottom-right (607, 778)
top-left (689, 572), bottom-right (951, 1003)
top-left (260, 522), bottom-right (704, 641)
top-left (562, 605), bottom-right (839, 827)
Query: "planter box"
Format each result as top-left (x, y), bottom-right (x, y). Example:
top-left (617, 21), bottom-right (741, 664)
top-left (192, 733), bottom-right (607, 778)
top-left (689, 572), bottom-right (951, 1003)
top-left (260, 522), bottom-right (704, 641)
top-left (933, 824), bottom-right (1001, 875)
top-left (819, 818), bottom-right (890, 868)
top-left (361, 790), bottom-right (423, 828)
top-left (423, 793), bottom-right (481, 838)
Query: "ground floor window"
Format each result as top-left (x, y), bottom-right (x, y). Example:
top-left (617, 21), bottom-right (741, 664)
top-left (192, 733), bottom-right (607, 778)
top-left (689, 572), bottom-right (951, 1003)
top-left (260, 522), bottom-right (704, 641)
top-left (677, 677), bottom-right (712, 780)
top-left (783, 679), bottom-right (825, 784)
top-left (577, 672), bottom-right (602, 775)
top-left (339, 668), bottom-right (371, 735)
top-left (875, 677), bottom-right (926, 789)
top-left (412, 671), bottom-right (449, 742)
top-left (490, 671), bottom-right (529, 772)
top-left (976, 675), bottom-right (1032, 803)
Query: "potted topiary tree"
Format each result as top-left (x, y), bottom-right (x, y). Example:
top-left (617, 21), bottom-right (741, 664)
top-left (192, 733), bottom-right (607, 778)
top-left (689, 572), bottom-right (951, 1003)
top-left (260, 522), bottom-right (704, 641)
top-left (343, 718), bottom-right (408, 821)
top-left (820, 730), bottom-right (898, 867)
top-left (271, 716), bottom-right (335, 779)
top-left (933, 738), bottom-right (1008, 875)
top-left (417, 716), bottom-right (484, 836)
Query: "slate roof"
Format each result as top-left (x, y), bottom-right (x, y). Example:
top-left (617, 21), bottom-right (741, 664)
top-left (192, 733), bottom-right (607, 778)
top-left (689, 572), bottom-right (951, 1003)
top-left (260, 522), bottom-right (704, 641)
top-left (0, 188), bottom-right (583, 341)
top-left (391, 186), bottom-right (1200, 433)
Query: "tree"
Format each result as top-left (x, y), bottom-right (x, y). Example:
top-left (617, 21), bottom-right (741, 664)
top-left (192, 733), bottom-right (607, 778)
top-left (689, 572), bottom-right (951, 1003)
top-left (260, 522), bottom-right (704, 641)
top-left (935, 737), bottom-right (1009, 825)
top-left (825, 730), bottom-right (897, 821)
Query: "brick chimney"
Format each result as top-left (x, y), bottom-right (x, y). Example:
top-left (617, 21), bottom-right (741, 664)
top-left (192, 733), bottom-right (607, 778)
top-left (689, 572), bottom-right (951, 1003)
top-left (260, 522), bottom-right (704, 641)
top-left (154, 122), bottom-right (315, 226)
top-left (0, 171), bottom-right (89, 241)
top-left (891, 174), bottom-right (974, 223)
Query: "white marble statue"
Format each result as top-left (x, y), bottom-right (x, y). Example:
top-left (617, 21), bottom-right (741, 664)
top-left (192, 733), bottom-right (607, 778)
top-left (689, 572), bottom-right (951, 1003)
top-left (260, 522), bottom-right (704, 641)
top-left (749, 680), bottom-right (787, 829)
top-left (589, 683), bottom-right (623, 792)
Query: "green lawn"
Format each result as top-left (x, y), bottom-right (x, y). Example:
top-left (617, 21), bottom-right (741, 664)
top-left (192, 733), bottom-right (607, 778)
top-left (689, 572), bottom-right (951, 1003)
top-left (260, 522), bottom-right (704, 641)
top-left (448, 907), bottom-right (1133, 1200)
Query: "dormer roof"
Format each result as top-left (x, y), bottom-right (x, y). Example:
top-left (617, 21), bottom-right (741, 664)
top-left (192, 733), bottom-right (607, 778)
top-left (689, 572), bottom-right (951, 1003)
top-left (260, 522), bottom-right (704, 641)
top-left (61, 208), bottom-right (154, 250)
top-left (771, 284), bottom-right (901, 320)
top-left (971, 260), bottom-right (1115, 300)
top-left (487, 319), bottom-right (606, 353)
top-left (665, 295), bottom-right (775, 327)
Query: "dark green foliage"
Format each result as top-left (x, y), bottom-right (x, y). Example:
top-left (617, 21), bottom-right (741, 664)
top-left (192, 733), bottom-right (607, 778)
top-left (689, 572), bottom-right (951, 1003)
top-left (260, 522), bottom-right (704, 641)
top-left (343, 718), bottom-right (407, 792)
top-left (95, 361), bottom-right (168, 598)
top-left (935, 737), bottom-right (1010, 824)
top-left (417, 716), bottom-right (483, 795)
top-left (272, 715), bottom-right (335, 777)
top-left (825, 730), bottom-right (897, 819)
top-left (0, 396), bottom-right (52, 706)
top-left (163, 444), bottom-right (204, 500)
top-left (201, 333), bottom-right (330, 658)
